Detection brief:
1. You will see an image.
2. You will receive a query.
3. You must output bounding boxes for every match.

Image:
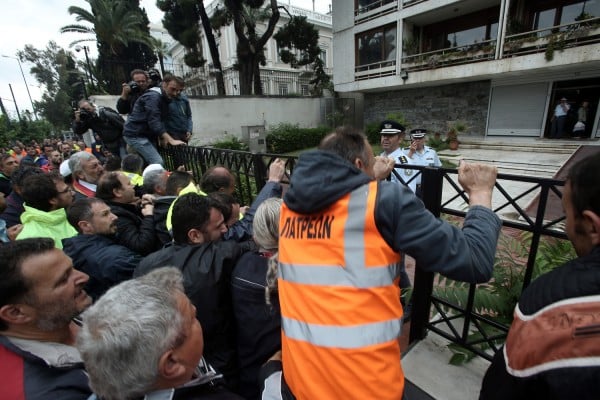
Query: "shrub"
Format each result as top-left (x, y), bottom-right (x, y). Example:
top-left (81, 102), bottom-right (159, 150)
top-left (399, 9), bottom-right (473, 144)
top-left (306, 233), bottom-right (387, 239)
top-left (266, 123), bottom-right (330, 153)
top-left (210, 136), bottom-right (249, 151)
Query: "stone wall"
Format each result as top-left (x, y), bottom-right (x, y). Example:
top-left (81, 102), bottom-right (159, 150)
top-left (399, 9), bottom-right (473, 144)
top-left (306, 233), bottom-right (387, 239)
top-left (363, 80), bottom-right (491, 136)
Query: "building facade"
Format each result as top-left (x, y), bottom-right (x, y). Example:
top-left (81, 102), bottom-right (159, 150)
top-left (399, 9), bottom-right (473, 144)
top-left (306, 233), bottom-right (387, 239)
top-left (333, 0), bottom-right (600, 138)
top-left (159, 1), bottom-right (333, 97)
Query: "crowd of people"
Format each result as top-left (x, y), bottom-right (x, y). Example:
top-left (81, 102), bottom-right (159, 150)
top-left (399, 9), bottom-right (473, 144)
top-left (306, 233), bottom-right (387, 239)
top-left (0, 77), bottom-right (599, 400)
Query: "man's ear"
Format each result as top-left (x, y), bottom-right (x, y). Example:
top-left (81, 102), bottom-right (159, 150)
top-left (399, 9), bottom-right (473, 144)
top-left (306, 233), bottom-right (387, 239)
top-left (157, 350), bottom-right (186, 381)
top-left (48, 196), bottom-right (59, 208)
top-left (582, 210), bottom-right (600, 246)
top-left (187, 228), bottom-right (203, 244)
top-left (0, 304), bottom-right (33, 326)
top-left (353, 157), bottom-right (364, 171)
top-left (77, 220), bottom-right (93, 234)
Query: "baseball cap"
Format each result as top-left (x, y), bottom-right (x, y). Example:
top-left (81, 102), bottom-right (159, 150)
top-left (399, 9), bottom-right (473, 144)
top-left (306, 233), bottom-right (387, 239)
top-left (59, 159), bottom-right (72, 177)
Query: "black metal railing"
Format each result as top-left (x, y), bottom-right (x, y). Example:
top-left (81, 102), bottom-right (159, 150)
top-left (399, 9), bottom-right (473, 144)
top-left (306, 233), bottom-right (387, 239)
top-left (161, 145), bottom-right (567, 361)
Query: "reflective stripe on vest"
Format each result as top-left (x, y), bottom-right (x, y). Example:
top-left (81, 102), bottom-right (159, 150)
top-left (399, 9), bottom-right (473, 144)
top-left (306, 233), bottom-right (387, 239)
top-left (278, 181), bottom-right (404, 400)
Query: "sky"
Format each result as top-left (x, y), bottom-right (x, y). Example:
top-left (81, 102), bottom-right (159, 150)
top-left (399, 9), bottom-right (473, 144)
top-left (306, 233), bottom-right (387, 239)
top-left (0, 0), bottom-right (332, 119)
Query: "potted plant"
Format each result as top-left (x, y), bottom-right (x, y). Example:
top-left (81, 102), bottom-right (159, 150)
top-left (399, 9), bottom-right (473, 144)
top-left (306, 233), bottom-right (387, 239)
top-left (446, 121), bottom-right (466, 150)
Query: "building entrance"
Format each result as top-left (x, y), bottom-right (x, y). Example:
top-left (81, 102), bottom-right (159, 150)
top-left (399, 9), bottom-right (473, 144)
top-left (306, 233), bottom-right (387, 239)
top-left (545, 77), bottom-right (600, 139)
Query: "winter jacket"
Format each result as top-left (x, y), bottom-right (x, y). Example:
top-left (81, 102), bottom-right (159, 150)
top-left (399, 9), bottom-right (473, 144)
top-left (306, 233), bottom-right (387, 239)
top-left (116, 90), bottom-right (143, 115)
top-left (480, 246), bottom-right (600, 400)
top-left (153, 195), bottom-right (176, 245)
top-left (0, 335), bottom-right (91, 400)
top-left (63, 234), bottom-right (143, 300)
top-left (165, 94), bottom-right (193, 142)
top-left (0, 191), bottom-right (24, 227)
top-left (105, 200), bottom-right (161, 256)
top-left (123, 87), bottom-right (170, 141)
top-left (17, 205), bottom-right (77, 249)
top-left (231, 252), bottom-right (281, 400)
top-left (135, 240), bottom-right (245, 386)
top-left (0, 172), bottom-right (12, 196)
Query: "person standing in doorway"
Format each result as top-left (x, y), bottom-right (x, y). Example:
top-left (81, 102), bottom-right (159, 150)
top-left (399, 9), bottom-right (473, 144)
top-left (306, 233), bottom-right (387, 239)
top-left (550, 97), bottom-right (570, 139)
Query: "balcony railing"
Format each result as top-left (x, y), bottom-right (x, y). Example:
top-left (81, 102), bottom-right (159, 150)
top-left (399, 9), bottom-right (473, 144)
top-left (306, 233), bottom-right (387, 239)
top-left (401, 39), bottom-right (497, 72)
top-left (355, 0), bottom-right (397, 23)
top-left (355, 59), bottom-right (396, 80)
top-left (503, 16), bottom-right (600, 58)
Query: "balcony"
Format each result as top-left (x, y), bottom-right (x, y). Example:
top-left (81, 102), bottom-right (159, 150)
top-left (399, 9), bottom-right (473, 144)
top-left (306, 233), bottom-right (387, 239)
top-left (355, 59), bottom-right (397, 80)
top-left (402, 39), bottom-right (496, 72)
top-left (503, 16), bottom-right (600, 59)
top-left (355, 0), bottom-right (398, 24)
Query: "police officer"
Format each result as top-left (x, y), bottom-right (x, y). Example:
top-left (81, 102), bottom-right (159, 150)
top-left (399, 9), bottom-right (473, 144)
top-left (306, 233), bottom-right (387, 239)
top-left (379, 120), bottom-right (411, 186)
top-left (404, 128), bottom-right (442, 197)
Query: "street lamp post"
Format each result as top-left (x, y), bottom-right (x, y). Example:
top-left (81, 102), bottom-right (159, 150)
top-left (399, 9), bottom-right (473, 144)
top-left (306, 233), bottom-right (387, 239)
top-left (75, 45), bottom-right (95, 91)
top-left (8, 84), bottom-right (22, 122)
top-left (2, 54), bottom-right (37, 120)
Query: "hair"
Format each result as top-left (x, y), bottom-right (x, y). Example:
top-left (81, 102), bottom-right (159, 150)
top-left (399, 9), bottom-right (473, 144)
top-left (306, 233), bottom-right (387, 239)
top-left (67, 198), bottom-right (105, 233)
top-left (10, 166), bottom-right (44, 188)
top-left (77, 267), bottom-right (186, 400)
top-left (253, 197), bottom-right (282, 251)
top-left (103, 155), bottom-right (122, 172)
top-left (143, 170), bottom-right (167, 195)
top-left (162, 74), bottom-right (184, 86)
top-left (208, 192), bottom-right (237, 224)
top-left (567, 153), bottom-right (600, 218)
top-left (200, 166), bottom-right (234, 194)
top-left (78, 99), bottom-right (92, 108)
top-left (319, 126), bottom-right (371, 168)
top-left (130, 69), bottom-right (149, 79)
top-left (21, 173), bottom-right (61, 212)
top-left (96, 172), bottom-right (124, 201)
top-left (68, 151), bottom-right (96, 177)
top-left (121, 154), bottom-right (144, 174)
top-left (171, 193), bottom-right (212, 244)
top-left (0, 238), bottom-right (55, 330)
top-left (253, 198), bottom-right (283, 304)
top-left (165, 171), bottom-right (193, 196)
top-left (0, 153), bottom-right (12, 165)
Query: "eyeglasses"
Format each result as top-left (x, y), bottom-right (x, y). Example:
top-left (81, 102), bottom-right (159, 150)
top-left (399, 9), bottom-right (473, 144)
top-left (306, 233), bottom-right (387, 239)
top-left (57, 187), bottom-right (73, 195)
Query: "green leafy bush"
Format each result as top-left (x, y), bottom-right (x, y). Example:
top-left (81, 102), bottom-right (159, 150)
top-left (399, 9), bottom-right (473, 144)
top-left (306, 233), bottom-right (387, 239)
top-left (210, 136), bottom-right (249, 151)
top-left (431, 230), bottom-right (575, 365)
top-left (266, 123), bottom-right (330, 153)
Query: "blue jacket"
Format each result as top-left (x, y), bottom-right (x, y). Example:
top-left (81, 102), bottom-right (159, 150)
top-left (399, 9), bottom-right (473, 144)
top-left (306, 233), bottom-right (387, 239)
top-left (123, 87), bottom-right (170, 141)
top-left (165, 94), bottom-right (193, 141)
top-left (62, 234), bottom-right (143, 300)
top-left (0, 335), bottom-right (91, 400)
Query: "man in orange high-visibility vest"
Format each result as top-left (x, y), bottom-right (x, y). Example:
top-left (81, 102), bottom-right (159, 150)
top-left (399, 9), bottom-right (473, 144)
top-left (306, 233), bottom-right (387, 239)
top-left (263, 126), bottom-right (501, 400)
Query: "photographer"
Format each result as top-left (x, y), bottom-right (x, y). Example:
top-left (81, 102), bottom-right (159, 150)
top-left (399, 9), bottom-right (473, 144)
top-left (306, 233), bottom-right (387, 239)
top-left (72, 100), bottom-right (127, 158)
top-left (116, 69), bottom-right (149, 115)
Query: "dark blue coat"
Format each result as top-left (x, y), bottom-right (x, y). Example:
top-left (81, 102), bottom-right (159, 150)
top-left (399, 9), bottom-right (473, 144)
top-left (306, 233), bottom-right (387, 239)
top-left (63, 234), bottom-right (142, 300)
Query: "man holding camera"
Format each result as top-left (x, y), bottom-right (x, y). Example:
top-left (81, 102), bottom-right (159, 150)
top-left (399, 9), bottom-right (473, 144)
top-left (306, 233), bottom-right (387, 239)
top-left (72, 100), bottom-right (127, 158)
top-left (122, 75), bottom-right (186, 166)
top-left (116, 69), bottom-right (150, 115)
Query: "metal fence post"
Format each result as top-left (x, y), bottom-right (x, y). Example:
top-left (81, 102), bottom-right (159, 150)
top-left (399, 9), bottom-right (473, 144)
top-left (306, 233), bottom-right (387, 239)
top-left (252, 153), bottom-right (268, 192)
top-left (409, 166), bottom-right (444, 343)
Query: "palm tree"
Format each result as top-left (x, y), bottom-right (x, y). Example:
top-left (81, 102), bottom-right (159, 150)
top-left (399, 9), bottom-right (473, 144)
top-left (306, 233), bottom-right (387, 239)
top-left (61, 0), bottom-right (155, 93)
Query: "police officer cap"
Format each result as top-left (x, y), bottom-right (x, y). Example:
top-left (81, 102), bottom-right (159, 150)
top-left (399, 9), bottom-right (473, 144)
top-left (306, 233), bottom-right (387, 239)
top-left (410, 128), bottom-right (428, 139)
top-left (380, 120), bottom-right (405, 135)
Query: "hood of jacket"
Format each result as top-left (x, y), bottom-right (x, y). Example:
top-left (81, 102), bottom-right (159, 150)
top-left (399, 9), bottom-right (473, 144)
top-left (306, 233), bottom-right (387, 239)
top-left (284, 150), bottom-right (372, 214)
top-left (20, 205), bottom-right (71, 225)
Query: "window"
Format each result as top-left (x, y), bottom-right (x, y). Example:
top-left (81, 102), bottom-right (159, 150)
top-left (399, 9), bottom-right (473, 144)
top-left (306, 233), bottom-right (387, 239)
top-left (319, 48), bottom-right (328, 67)
top-left (301, 84), bottom-right (310, 96)
top-left (278, 83), bottom-right (289, 96)
top-left (356, 24), bottom-right (397, 67)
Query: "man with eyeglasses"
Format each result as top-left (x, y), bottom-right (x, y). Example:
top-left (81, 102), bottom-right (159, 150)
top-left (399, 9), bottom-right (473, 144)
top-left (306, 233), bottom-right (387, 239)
top-left (116, 69), bottom-right (150, 115)
top-left (16, 173), bottom-right (77, 249)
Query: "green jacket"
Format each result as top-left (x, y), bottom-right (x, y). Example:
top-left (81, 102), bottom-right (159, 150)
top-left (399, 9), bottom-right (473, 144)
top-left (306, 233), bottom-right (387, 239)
top-left (17, 205), bottom-right (77, 249)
